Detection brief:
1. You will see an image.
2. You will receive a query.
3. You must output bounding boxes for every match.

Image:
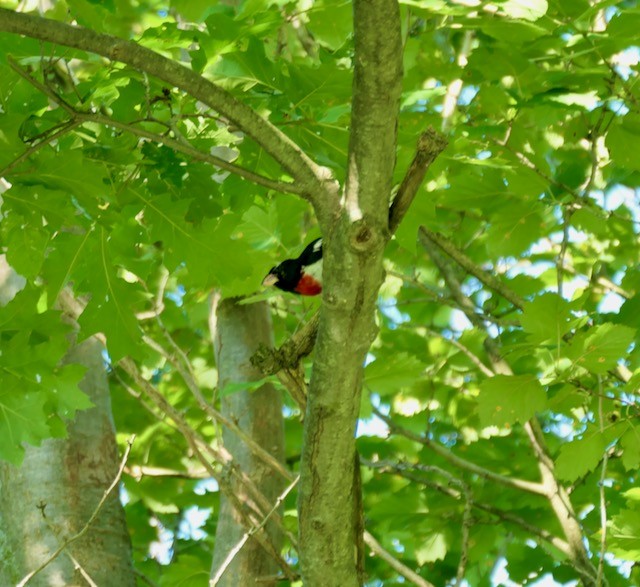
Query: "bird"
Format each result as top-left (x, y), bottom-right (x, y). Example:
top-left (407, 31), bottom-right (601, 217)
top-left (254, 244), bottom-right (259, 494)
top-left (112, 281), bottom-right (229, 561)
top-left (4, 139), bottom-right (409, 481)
top-left (262, 238), bottom-right (323, 296)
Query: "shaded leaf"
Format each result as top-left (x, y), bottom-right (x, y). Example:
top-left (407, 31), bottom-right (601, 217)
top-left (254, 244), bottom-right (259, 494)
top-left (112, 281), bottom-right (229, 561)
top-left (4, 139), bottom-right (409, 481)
top-left (478, 375), bottom-right (546, 427)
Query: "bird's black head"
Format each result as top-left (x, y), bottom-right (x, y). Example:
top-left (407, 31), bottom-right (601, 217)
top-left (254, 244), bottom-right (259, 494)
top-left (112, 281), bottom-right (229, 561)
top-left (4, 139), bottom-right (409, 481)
top-left (262, 259), bottom-right (302, 292)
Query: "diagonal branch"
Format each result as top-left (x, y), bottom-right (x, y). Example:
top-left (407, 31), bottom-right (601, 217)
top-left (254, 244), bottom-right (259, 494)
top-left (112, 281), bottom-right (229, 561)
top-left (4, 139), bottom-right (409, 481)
top-left (0, 8), bottom-right (335, 203)
top-left (418, 227), bottom-right (525, 309)
top-left (388, 128), bottom-right (448, 234)
top-left (372, 407), bottom-right (547, 495)
top-left (375, 462), bottom-right (573, 558)
top-left (7, 56), bottom-right (304, 196)
top-left (419, 232), bottom-right (600, 586)
top-left (0, 119), bottom-right (82, 177)
top-left (363, 531), bottom-right (436, 587)
top-left (211, 475), bottom-right (300, 587)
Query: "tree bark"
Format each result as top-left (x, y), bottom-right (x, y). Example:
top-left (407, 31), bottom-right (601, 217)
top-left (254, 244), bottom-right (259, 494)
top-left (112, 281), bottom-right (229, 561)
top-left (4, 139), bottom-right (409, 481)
top-left (209, 296), bottom-right (286, 587)
top-left (298, 2), bottom-right (403, 585)
top-left (0, 259), bottom-right (134, 587)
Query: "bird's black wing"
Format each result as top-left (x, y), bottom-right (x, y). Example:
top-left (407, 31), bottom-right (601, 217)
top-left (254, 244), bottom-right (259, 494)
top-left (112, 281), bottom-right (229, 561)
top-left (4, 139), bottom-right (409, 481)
top-left (298, 237), bottom-right (322, 267)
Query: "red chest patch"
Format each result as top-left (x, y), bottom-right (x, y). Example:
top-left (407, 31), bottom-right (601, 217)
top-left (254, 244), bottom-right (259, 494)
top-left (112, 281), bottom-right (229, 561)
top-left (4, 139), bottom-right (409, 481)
top-left (294, 273), bottom-right (322, 296)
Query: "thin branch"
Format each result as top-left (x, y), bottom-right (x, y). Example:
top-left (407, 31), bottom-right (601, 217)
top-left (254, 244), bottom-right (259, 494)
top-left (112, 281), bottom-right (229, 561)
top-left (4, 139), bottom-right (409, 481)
top-left (374, 461), bottom-right (472, 584)
top-left (492, 137), bottom-right (581, 202)
top-left (557, 207), bottom-right (572, 297)
top-left (0, 119), bottom-right (81, 177)
top-left (425, 328), bottom-right (494, 378)
top-left (135, 267), bottom-right (169, 321)
top-left (7, 57), bottom-right (305, 196)
top-left (134, 569), bottom-right (161, 587)
top-left (371, 408), bottom-right (547, 495)
top-left (0, 9), bottom-right (334, 201)
top-left (419, 231), bottom-right (600, 585)
top-left (141, 333), bottom-right (293, 483)
top-left (522, 420), bottom-right (598, 586)
top-left (418, 227), bottom-right (525, 310)
top-left (125, 465), bottom-right (209, 480)
top-left (367, 459), bottom-right (573, 559)
top-left (251, 312), bottom-right (320, 376)
top-left (116, 360), bottom-right (298, 581)
top-left (363, 531), bottom-right (436, 587)
top-left (597, 383), bottom-right (608, 586)
top-left (66, 553), bottom-right (98, 587)
top-left (388, 128), bottom-right (448, 234)
top-left (565, 262), bottom-right (631, 300)
top-left (17, 435), bottom-right (135, 587)
top-left (211, 475), bottom-right (300, 587)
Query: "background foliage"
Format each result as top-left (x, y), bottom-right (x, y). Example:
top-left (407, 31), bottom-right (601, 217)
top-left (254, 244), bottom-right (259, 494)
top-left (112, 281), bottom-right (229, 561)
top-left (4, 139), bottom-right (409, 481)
top-left (1, 0), bottom-right (639, 585)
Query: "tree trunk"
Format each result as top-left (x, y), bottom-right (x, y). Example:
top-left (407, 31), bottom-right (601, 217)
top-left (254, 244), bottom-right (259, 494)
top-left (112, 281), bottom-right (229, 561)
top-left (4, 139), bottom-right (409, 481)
top-left (0, 259), bottom-right (135, 587)
top-left (209, 296), bottom-right (285, 587)
top-left (298, 1), bottom-right (403, 585)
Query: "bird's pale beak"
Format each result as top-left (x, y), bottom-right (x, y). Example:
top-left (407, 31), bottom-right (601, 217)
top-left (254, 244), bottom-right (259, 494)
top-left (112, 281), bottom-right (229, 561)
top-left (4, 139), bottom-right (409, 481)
top-left (262, 274), bottom-right (278, 287)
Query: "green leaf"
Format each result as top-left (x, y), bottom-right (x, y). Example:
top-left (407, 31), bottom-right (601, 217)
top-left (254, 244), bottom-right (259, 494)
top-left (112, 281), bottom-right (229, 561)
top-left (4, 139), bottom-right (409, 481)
top-left (170, 0), bottom-right (213, 22)
top-left (486, 205), bottom-right (546, 257)
top-left (44, 364), bottom-right (94, 420)
top-left (478, 375), bottom-right (546, 427)
top-left (5, 223), bottom-right (49, 279)
top-left (14, 150), bottom-right (109, 213)
top-left (555, 425), bottom-right (620, 482)
top-left (364, 353), bottom-right (425, 396)
top-left (621, 424), bottom-right (640, 471)
top-left (236, 205), bottom-right (279, 249)
top-left (415, 532), bottom-right (447, 564)
top-left (209, 37), bottom-right (282, 91)
top-left (76, 229), bottom-right (144, 361)
top-left (219, 378), bottom-right (270, 398)
top-left (555, 433), bottom-right (606, 482)
top-left (158, 553), bottom-right (210, 587)
top-left (0, 389), bottom-right (50, 465)
top-left (140, 193), bottom-right (253, 288)
top-left (606, 119), bottom-right (640, 171)
top-left (500, 0), bottom-right (548, 21)
top-left (520, 293), bottom-right (574, 344)
top-left (307, 0), bottom-right (352, 50)
top-left (609, 509), bottom-right (640, 561)
top-left (567, 323), bottom-right (635, 374)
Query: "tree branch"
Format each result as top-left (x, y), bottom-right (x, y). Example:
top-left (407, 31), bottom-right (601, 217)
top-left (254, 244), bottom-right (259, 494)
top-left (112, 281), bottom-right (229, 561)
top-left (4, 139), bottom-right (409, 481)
top-left (141, 333), bottom-right (293, 483)
top-left (388, 128), bottom-right (448, 234)
top-left (372, 407), bottom-right (547, 496)
top-left (6, 56), bottom-right (305, 196)
top-left (211, 476), bottom-right (299, 587)
top-left (363, 531), bottom-right (436, 587)
top-left (418, 227), bottom-right (525, 309)
top-left (419, 234), bottom-right (600, 586)
top-left (0, 8), bottom-right (334, 203)
top-left (367, 459), bottom-right (574, 559)
top-left (116, 360), bottom-right (298, 581)
top-left (0, 119), bottom-right (82, 177)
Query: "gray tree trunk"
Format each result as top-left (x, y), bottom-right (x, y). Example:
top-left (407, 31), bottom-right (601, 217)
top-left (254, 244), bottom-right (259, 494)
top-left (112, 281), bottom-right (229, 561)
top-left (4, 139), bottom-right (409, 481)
top-left (0, 257), bottom-right (135, 587)
top-left (209, 297), bottom-right (285, 587)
